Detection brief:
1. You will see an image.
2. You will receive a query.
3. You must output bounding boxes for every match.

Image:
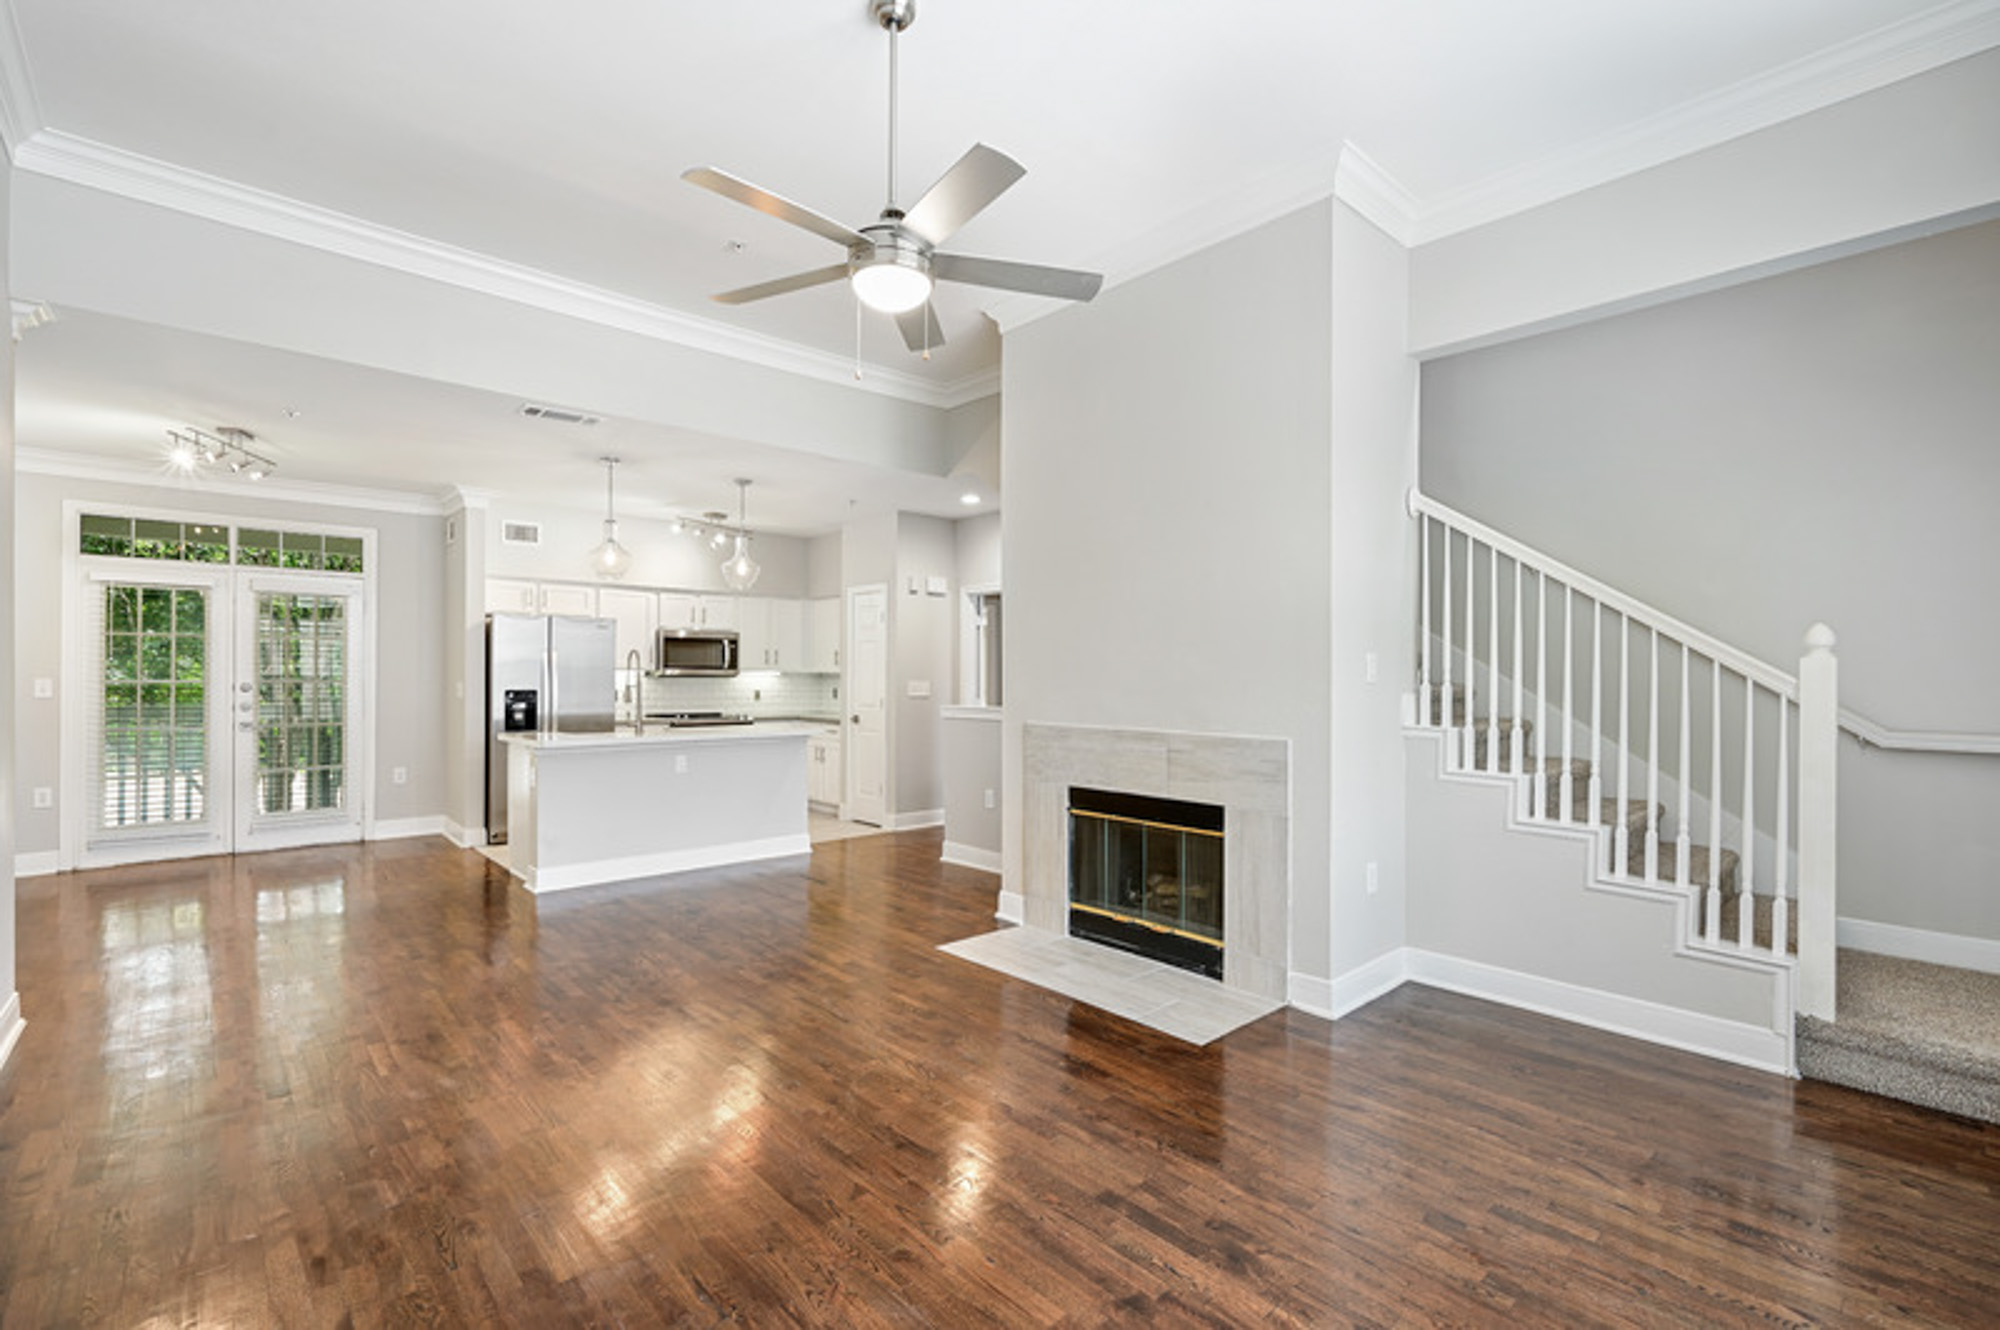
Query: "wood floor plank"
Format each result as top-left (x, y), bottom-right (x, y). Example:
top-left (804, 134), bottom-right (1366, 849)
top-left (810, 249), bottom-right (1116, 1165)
top-left (3, 831), bottom-right (1999, 1325)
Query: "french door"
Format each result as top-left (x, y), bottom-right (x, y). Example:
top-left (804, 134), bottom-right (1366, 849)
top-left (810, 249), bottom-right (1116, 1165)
top-left (78, 565), bottom-right (363, 867)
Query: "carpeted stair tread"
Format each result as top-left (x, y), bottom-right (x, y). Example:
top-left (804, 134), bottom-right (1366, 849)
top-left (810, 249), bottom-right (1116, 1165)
top-left (1621, 839), bottom-right (1740, 896)
top-left (1695, 891), bottom-right (1796, 953)
top-left (1797, 950), bottom-right (2000, 1124)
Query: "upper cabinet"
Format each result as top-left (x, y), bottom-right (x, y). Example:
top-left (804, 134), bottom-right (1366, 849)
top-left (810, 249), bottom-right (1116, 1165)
top-left (738, 598), bottom-right (806, 671)
top-left (487, 579), bottom-right (595, 616)
top-left (659, 592), bottom-right (736, 631)
top-left (806, 597), bottom-right (841, 674)
top-left (595, 587), bottom-right (658, 667)
top-left (538, 583), bottom-right (597, 616)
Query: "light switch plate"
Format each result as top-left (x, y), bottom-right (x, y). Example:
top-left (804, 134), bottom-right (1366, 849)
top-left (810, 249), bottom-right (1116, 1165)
top-left (33, 677), bottom-right (54, 699)
top-left (906, 680), bottom-right (931, 699)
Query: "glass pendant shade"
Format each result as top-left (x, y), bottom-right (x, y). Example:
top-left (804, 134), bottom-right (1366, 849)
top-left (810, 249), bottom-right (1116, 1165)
top-left (719, 533), bottom-right (760, 591)
top-left (591, 519), bottom-right (632, 579)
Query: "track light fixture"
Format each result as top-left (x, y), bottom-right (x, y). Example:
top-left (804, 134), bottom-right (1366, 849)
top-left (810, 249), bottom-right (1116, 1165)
top-left (165, 425), bottom-right (275, 480)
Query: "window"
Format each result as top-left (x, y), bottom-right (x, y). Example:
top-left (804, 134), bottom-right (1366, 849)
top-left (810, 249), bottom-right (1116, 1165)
top-left (80, 514), bottom-right (230, 563)
top-left (99, 584), bottom-right (209, 828)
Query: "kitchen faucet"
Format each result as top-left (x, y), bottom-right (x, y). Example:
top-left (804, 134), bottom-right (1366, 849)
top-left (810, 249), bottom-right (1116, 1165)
top-left (624, 649), bottom-right (645, 732)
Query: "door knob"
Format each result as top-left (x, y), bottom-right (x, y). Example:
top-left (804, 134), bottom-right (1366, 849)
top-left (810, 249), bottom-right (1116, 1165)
top-left (851, 715), bottom-right (860, 724)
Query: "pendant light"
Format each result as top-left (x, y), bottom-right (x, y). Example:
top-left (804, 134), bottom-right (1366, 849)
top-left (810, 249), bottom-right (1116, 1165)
top-left (718, 478), bottom-right (761, 591)
top-left (589, 456), bottom-right (633, 580)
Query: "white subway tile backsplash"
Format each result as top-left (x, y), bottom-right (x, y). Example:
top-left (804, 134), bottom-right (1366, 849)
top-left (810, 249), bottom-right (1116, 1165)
top-left (640, 671), bottom-right (840, 720)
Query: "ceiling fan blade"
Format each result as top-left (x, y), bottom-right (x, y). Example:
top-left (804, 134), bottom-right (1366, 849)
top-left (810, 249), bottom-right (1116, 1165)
top-left (933, 252), bottom-right (1103, 302)
top-left (710, 263), bottom-right (851, 306)
top-left (899, 144), bottom-right (1025, 247)
top-left (895, 303), bottom-right (946, 353)
top-left (682, 167), bottom-right (866, 249)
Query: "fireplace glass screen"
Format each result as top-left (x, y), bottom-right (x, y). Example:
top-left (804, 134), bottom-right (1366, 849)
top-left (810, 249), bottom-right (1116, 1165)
top-left (1068, 787), bottom-right (1224, 979)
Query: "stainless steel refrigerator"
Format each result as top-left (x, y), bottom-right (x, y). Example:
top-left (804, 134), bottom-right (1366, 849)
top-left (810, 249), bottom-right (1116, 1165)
top-left (485, 613), bottom-right (617, 843)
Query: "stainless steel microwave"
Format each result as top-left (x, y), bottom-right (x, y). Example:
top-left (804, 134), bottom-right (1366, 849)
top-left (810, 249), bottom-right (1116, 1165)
top-left (656, 628), bottom-right (740, 676)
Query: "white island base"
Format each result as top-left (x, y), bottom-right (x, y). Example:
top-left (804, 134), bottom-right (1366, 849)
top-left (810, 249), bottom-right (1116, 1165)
top-left (502, 727), bottom-right (811, 893)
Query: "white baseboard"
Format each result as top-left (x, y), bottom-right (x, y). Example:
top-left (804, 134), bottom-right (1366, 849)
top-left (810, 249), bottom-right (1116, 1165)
top-left (1326, 949), bottom-right (1415, 1018)
top-left (995, 890), bottom-right (1024, 925)
top-left (370, 815), bottom-right (448, 842)
top-left (441, 818), bottom-right (486, 849)
top-left (1839, 917), bottom-right (2000, 976)
top-left (1404, 948), bottom-right (1790, 1075)
top-left (522, 833), bottom-right (812, 894)
top-left (0, 992), bottom-right (22, 1074)
top-left (14, 850), bottom-right (59, 878)
top-left (889, 808), bottom-right (945, 832)
top-left (1287, 973), bottom-right (1335, 1018)
top-left (941, 841), bottom-right (1001, 873)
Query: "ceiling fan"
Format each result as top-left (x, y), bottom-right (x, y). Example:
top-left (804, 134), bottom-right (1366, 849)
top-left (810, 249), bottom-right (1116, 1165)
top-left (683, 0), bottom-right (1102, 356)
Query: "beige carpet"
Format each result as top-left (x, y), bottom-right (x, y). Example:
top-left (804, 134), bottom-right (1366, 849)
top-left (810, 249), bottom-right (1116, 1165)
top-left (1797, 948), bottom-right (2000, 1123)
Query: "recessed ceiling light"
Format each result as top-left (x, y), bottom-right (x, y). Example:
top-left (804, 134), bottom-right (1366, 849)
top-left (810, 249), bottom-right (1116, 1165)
top-left (960, 491), bottom-right (981, 506)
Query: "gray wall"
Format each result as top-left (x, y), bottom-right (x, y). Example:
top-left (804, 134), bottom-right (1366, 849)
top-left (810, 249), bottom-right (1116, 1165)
top-left (1420, 218), bottom-right (2000, 941)
top-left (1004, 199), bottom-right (1338, 982)
top-left (12, 471), bottom-right (449, 857)
top-left (941, 711), bottom-right (1001, 859)
top-left (892, 514), bottom-right (957, 819)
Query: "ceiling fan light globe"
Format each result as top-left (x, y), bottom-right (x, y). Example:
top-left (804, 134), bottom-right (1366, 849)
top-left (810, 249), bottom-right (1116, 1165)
top-left (852, 262), bottom-right (933, 314)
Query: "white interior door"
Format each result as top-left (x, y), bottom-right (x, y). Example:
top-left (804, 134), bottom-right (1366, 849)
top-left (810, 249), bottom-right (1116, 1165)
top-left (846, 584), bottom-right (888, 826)
top-left (80, 567), bottom-right (235, 867)
top-left (235, 575), bottom-right (365, 852)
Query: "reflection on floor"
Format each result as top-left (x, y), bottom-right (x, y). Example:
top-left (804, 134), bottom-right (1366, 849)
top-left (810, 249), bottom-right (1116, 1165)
top-left (939, 926), bottom-right (1282, 1046)
top-left (810, 814), bottom-right (888, 844)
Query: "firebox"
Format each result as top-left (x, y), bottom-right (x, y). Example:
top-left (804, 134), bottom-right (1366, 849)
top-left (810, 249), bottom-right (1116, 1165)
top-left (1067, 786), bottom-right (1224, 980)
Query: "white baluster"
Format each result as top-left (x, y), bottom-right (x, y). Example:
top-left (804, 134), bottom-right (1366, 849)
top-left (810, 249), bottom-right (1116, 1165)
top-left (1511, 559), bottom-right (1524, 781)
top-left (1589, 601), bottom-right (1602, 826)
top-left (1676, 644), bottom-right (1692, 888)
top-left (1487, 545), bottom-right (1500, 773)
top-left (1419, 515), bottom-right (1432, 719)
top-left (1560, 588), bottom-right (1575, 820)
top-left (1645, 628), bottom-right (1660, 881)
top-left (1440, 529), bottom-right (1453, 745)
top-left (1463, 541), bottom-right (1479, 768)
top-left (1616, 615), bottom-right (1630, 875)
top-left (1738, 675), bottom-right (1756, 947)
top-left (1533, 573), bottom-right (1547, 820)
top-left (1774, 699), bottom-right (1791, 959)
top-left (1707, 664), bottom-right (1724, 941)
top-left (1797, 624), bottom-right (1839, 1020)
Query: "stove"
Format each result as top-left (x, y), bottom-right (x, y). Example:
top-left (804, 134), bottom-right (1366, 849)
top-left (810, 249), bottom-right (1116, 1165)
top-left (644, 710), bottom-right (756, 728)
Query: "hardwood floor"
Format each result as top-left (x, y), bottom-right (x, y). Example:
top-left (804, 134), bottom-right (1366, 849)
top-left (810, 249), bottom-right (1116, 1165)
top-left (3, 832), bottom-right (1998, 1327)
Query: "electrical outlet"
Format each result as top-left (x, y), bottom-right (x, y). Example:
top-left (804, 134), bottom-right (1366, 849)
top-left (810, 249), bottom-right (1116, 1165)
top-left (1365, 861), bottom-right (1379, 896)
top-left (1365, 652), bottom-right (1379, 684)
top-left (391, 767), bottom-right (409, 786)
top-left (674, 754), bottom-right (689, 775)
top-left (33, 677), bottom-right (54, 699)
top-left (32, 787), bottom-right (53, 809)
top-left (983, 788), bottom-right (995, 810)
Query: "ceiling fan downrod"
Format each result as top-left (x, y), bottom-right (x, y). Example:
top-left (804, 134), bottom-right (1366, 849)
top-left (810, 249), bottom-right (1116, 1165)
top-left (873, 0), bottom-right (917, 217)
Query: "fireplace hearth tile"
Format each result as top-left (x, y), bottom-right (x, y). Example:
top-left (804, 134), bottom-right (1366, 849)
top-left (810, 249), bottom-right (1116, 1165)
top-left (939, 927), bottom-right (1284, 1046)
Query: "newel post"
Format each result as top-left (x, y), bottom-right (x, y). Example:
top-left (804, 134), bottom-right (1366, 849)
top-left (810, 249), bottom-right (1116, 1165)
top-left (1797, 623), bottom-right (1839, 1021)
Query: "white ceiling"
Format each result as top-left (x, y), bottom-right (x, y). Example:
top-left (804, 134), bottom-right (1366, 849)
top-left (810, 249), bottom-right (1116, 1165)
top-left (6, 0), bottom-right (1989, 521)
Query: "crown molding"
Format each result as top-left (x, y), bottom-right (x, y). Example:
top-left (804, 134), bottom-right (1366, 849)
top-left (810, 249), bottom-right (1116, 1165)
top-left (0, 0), bottom-right (42, 161)
top-left (11, 131), bottom-right (999, 410)
top-left (11, 297), bottom-right (52, 340)
top-left (14, 445), bottom-right (455, 516)
top-left (1332, 142), bottom-right (1422, 247)
top-left (1409, 0), bottom-right (2000, 243)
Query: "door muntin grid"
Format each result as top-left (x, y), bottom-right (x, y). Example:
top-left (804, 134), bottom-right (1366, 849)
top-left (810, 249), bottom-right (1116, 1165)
top-left (99, 583), bottom-right (210, 829)
top-left (254, 592), bottom-right (349, 817)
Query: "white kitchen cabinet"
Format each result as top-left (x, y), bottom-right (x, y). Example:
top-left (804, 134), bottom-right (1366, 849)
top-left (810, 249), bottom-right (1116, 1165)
top-left (806, 597), bottom-right (841, 674)
top-left (807, 729), bottom-right (843, 808)
top-left (538, 583), bottom-right (598, 616)
top-left (485, 578), bottom-right (540, 615)
top-left (658, 592), bottom-right (736, 631)
top-left (595, 587), bottom-right (657, 668)
top-left (486, 579), bottom-right (597, 616)
top-left (738, 598), bottom-right (806, 670)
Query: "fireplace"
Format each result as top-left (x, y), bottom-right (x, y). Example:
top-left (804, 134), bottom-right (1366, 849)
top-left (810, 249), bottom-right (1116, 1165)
top-left (1067, 786), bottom-right (1224, 980)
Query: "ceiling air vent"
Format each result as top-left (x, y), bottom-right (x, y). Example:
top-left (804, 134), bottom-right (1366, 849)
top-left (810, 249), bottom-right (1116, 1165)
top-left (501, 521), bottom-right (542, 546)
top-left (519, 403), bottom-right (600, 427)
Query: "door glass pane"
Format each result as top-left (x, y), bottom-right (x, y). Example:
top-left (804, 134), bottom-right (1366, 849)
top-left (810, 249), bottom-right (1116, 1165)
top-left (100, 583), bottom-right (208, 829)
top-left (255, 593), bottom-right (348, 816)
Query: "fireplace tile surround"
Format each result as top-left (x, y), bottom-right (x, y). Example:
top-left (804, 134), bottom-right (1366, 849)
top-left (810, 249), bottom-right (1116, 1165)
top-left (1022, 723), bottom-right (1290, 1004)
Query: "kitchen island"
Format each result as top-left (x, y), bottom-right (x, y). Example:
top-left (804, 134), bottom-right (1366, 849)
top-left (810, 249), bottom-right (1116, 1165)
top-left (500, 724), bottom-right (811, 893)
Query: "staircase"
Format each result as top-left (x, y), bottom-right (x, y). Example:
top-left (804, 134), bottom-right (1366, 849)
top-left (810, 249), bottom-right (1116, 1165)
top-left (1412, 492), bottom-right (2000, 1123)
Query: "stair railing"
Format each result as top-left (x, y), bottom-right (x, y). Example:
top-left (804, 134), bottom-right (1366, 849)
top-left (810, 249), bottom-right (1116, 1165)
top-left (1409, 491), bottom-right (1837, 1010)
